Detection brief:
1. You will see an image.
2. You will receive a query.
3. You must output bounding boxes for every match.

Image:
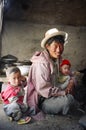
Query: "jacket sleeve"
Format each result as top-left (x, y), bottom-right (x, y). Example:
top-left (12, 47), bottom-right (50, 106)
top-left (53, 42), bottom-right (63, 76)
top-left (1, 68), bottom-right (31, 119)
top-left (29, 62), bottom-right (59, 98)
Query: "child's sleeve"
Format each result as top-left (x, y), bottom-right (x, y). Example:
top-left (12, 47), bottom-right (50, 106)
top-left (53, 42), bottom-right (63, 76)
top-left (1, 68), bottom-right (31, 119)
top-left (8, 96), bottom-right (18, 103)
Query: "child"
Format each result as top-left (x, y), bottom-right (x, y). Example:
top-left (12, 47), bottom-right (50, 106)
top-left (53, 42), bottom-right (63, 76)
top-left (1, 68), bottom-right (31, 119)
top-left (1, 67), bottom-right (31, 125)
top-left (53, 59), bottom-right (73, 97)
top-left (57, 59), bottom-right (71, 91)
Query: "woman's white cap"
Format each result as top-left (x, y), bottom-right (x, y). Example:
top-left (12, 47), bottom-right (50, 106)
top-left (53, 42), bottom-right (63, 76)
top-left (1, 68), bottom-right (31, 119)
top-left (41, 28), bottom-right (68, 48)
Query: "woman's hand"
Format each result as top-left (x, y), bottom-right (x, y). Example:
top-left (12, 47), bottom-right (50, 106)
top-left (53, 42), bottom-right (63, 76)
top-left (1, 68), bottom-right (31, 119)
top-left (52, 90), bottom-right (66, 97)
top-left (65, 79), bottom-right (75, 95)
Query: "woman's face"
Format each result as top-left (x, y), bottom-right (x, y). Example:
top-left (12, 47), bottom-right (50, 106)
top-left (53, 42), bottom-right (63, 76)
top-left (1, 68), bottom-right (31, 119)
top-left (46, 41), bottom-right (64, 59)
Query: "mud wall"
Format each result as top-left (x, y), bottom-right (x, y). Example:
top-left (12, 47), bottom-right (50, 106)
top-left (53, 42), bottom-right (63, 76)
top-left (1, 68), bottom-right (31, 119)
top-left (1, 21), bottom-right (86, 70)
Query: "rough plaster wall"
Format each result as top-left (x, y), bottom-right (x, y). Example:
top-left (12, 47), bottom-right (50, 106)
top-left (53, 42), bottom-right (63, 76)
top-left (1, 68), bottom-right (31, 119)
top-left (1, 21), bottom-right (86, 70)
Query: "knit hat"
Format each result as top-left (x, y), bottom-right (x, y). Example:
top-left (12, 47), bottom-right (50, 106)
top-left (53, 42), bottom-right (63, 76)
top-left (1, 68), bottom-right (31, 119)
top-left (41, 28), bottom-right (68, 48)
top-left (60, 59), bottom-right (71, 67)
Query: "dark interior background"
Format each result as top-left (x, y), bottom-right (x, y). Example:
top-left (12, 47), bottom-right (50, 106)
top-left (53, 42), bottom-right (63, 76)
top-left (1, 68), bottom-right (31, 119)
top-left (4, 0), bottom-right (86, 26)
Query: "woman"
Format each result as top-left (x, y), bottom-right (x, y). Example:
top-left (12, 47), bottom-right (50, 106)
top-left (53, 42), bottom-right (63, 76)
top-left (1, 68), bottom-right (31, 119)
top-left (27, 28), bottom-right (75, 116)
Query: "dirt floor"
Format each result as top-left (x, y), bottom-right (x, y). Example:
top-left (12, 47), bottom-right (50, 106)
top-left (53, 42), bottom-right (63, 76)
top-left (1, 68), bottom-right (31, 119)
top-left (0, 103), bottom-right (85, 130)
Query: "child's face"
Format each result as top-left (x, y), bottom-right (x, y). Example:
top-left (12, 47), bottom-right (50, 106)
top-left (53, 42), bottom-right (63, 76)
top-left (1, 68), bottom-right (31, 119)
top-left (60, 64), bottom-right (70, 75)
top-left (8, 72), bottom-right (21, 87)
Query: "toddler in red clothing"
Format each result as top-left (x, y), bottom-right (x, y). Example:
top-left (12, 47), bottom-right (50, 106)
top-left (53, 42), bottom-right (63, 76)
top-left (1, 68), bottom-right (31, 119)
top-left (1, 67), bottom-right (31, 124)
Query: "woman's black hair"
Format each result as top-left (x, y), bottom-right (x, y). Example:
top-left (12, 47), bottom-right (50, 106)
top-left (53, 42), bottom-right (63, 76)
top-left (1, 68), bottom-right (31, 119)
top-left (45, 35), bottom-right (65, 46)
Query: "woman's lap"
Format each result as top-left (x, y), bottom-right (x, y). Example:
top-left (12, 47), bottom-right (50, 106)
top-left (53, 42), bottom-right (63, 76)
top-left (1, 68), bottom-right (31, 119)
top-left (41, 95), bottom-right (74, 115)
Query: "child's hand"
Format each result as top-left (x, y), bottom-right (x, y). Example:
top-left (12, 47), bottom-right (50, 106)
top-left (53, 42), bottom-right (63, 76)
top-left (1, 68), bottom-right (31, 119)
top-left (21, 76), bottom-right (26, 82)
top-left (20, 76), bottom-right (27, 87)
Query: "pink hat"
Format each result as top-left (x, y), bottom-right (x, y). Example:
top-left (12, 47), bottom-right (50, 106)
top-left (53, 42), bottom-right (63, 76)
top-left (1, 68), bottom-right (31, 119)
top-left (60, 59), bottom-right (71, 67)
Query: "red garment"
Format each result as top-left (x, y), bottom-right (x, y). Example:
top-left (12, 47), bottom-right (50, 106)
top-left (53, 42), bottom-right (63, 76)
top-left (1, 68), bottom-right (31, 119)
top-left (1, 83), bottom-right (24, 104)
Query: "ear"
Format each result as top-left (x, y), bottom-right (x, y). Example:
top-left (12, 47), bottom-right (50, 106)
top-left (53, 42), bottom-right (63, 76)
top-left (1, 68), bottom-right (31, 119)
top-left (45, 43), bottom-right (49, 49)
